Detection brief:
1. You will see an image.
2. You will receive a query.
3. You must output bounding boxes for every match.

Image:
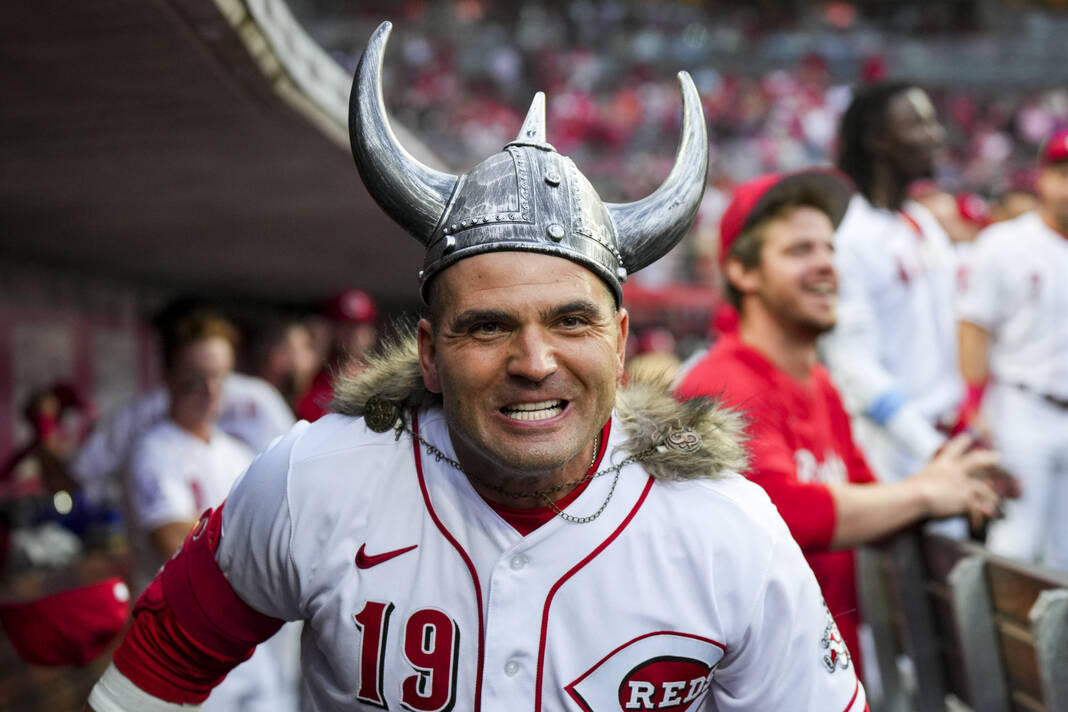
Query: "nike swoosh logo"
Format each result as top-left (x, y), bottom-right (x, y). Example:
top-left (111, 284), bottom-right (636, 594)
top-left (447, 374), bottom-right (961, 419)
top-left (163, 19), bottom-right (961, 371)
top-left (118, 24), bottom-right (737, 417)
top-left (355, 543), bottom-right (418, 569)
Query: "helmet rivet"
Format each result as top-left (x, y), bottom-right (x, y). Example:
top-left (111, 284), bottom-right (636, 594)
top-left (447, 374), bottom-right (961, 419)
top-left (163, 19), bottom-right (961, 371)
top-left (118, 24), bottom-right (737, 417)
top-left (418, 269), bottom-right (425, 279)
top-left (545, 172), bottom-right (561, 186)
top-left (547, 224), bottom-right (566, 241)
top-left (617, 266), bottom-right (628, 281)
top-left (443, 235), bottom-right (457, 253)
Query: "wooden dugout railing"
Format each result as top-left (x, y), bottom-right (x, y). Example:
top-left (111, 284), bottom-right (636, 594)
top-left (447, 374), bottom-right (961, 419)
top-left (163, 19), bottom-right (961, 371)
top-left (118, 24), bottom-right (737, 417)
top-left (858, 531), bottom-right (1068, 712)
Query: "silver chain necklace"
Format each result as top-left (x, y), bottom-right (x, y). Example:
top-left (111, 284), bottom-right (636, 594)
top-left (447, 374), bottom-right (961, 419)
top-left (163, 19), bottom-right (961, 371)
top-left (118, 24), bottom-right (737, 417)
top-left (409, 426), bottom-right (648, 524)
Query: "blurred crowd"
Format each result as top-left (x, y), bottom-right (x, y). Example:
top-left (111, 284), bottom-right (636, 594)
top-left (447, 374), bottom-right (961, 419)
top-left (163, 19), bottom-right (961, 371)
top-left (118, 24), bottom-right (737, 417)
top-left (288, 0), bottom-right (1068, 305)
top-left (309, 0), bottom-right (1068, 201)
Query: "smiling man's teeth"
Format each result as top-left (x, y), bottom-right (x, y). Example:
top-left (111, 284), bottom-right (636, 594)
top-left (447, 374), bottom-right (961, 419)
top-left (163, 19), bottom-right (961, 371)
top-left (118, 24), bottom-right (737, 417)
top-left (502, 400), bottom-right (565, 421)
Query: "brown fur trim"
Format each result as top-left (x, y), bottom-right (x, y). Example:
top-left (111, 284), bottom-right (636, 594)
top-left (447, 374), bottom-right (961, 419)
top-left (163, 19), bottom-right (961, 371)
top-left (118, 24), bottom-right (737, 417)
top-left (331, 322), bottom-right (442, 416)
top-left (332, 328), bottom-right (746, 481)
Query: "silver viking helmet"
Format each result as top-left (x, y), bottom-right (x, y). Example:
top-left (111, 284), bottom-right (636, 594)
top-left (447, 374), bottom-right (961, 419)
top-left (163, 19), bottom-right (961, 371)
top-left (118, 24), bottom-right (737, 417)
top-left (349, 21), bottom-right (709, 305)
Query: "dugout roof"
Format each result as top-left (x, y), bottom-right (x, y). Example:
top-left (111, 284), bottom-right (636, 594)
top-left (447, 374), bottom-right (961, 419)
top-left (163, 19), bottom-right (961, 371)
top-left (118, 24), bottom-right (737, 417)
top-left (0, 0), bottom-right (428, 307)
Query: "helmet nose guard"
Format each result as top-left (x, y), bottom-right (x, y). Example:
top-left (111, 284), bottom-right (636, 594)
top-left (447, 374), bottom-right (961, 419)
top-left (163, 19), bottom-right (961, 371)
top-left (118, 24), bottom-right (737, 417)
top-left (348, 21), bottom-right (708, 305)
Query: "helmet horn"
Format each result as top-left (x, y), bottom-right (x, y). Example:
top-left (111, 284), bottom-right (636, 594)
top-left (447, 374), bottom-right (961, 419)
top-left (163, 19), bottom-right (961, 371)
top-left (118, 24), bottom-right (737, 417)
top-left (607, 72), bottom-right (708, 272)
top-left (349, 22), bottom-right (458, 244)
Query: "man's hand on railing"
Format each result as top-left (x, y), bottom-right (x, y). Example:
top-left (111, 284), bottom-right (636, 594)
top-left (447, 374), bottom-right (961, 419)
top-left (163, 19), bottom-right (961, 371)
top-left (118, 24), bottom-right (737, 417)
top-left (912, 434), bottom-right (1020, 529)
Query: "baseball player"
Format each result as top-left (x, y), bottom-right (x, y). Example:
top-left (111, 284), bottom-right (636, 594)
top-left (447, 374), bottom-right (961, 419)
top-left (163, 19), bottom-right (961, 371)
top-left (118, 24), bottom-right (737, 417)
top-left (70, 334), bottom-right (295, 507)
top-left (84, 22), bottom-right (868, 712)
top-left (820, 82), bottom-right (963, 485)
top-left (957, 128), bottom-right (1068, 572)
top-left (125, 312), bottom-right (259, 592)
top-left (296, 289), bottom-right (379, 422)
top-left (676, 169), bottom-right (1004, 679)
top-left (123, 310), bottom-right (300, 712)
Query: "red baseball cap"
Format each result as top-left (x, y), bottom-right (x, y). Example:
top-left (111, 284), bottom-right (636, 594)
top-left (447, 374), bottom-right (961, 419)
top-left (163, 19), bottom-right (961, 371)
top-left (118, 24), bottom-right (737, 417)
top-left (956, 192), bottom-right (991, 228)
top-left (719, 168), bottom-right (852, 264)
top-left (0, 577), bottom-right (130, 666)
top-left (324, 289), bottom-right (378, 324)
top-left (1039, 128), bottom-right (1068, 166)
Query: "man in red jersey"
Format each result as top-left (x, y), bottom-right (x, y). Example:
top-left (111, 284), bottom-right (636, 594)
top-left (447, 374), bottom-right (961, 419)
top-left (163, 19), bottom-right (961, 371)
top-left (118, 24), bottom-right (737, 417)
top-left (676, 169), bottom-right (1006, 677)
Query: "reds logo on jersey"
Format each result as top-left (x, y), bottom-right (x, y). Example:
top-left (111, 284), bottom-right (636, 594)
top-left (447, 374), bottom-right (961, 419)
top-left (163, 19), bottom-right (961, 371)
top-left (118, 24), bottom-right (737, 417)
top-left (820, 603), bottom-right (851, 673)
top-left (794, 449), bottom-right (847, 485)
top-left (565, 632), bottom-right (724, 711)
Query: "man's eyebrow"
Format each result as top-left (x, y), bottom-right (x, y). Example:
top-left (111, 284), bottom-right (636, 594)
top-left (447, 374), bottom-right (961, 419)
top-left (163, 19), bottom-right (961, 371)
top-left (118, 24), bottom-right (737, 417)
top-left (449, 309), bottom-right (515, 331)
top-left (541, 299), bottom-right (606, 321)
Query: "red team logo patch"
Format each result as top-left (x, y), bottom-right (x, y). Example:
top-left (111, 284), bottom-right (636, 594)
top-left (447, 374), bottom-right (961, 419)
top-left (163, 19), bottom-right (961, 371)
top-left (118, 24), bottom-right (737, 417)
top-left (616, 657), bottom-right (714, 710)
top-left (821, 603), bottom-right (851, 673)
top-left (566, 631), bottom-right (724, 711)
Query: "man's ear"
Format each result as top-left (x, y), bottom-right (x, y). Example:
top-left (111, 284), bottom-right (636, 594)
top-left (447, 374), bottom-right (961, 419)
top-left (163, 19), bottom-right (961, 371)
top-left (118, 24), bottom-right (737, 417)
top-left (725, 257), bottom-right (760, 297)
top-left (615, 307), bottom-right (629, 383)
top-left (417, 318), bottom-right (442, 394)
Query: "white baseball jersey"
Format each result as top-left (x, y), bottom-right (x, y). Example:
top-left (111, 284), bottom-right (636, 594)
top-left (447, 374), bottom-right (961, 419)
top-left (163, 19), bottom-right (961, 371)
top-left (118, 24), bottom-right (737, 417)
top-left (72, 372), bottom-right (295, 504)
top-left (957, 210), bottom-right (1068, 571)
top-left (821, 194), bottom-right (962, 480)
top-left (211, 409), bottom-right (866, 712)
top-left (126, 419), bottom-right (302, 712)
top-left (957, 211), bottom-right (1068, 398)
top-left (126, 420), bottom-right (255, 592)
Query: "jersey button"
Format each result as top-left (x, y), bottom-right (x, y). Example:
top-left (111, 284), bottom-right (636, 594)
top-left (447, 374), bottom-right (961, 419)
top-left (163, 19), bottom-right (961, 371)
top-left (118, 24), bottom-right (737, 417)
top-left (509, 555), bottom-right (527, 570)
top-left (504, 660), bottom-right (520, 676)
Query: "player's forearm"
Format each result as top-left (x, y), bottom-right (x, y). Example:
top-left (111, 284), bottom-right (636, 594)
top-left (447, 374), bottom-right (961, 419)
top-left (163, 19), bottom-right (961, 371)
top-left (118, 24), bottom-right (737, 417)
top-left (149, 521), bottom-right (194, 560)
top-left (827, 481), bottom-right (928, 549)
top-left (958, 320), bottom-right (991, 385)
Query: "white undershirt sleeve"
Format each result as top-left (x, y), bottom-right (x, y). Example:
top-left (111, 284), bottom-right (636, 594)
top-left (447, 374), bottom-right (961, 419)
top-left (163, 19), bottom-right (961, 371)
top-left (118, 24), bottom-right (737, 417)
top-left (88, 664), bottom-right (202, 712)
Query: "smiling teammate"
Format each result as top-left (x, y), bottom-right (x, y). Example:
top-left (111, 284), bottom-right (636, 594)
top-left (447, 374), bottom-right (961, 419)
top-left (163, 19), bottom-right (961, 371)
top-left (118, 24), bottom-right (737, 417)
top-left (676, 170), bottom-right (1004, 678)
top-left (86, 22), bottom-right (868, 712)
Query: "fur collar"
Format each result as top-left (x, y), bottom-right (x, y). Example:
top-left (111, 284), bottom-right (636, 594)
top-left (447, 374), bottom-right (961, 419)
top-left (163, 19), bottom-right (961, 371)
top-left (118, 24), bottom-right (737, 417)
top-left (332, 327), bottom-right (747, 481)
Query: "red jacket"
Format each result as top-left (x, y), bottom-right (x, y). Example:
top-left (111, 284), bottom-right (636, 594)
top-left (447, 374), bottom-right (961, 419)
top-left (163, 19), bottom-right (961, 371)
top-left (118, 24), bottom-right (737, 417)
top-left (677, 333), bottom-right (876, 675)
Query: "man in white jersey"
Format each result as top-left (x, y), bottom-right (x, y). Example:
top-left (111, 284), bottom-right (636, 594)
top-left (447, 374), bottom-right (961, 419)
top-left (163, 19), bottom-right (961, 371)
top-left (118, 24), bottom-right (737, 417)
top-left (72, 371), bottom-right (295, 506)
top-left (125, 313), bottom-right (260, 592)
top-left (957, 129), bottom-right (1068, 572)
top-left (86, 22), bottom-right (868, 712)
top-left (820, 82), bottom-right (963, 483)
top-left (124, 310), bottom-right (299, 711)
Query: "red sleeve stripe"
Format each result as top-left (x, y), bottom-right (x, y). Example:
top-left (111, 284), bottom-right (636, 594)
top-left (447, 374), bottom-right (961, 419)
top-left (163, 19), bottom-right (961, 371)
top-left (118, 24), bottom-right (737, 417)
top-left (113, 604), bottom-right (246, 703)
top-left (160, 505), bottom-right (284, 658)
